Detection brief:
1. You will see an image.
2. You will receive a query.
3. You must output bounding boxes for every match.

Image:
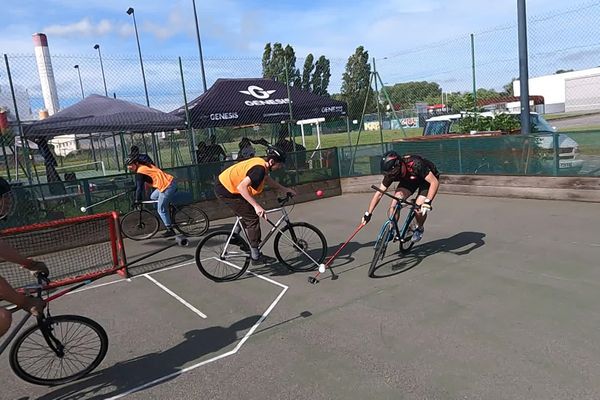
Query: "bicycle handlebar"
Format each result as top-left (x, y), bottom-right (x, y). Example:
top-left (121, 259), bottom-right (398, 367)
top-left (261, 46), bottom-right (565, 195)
top-left (370, 185), bottom-right (419, 208)
top-left (277, 192), bottom-right (294, 205)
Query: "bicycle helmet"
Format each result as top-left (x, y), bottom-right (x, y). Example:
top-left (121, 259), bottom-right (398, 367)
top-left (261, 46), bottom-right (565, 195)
top-left (266, 146), bottom-right (286, 163)
top-left (124, 154), bottom-right (139, 166)
top-left (380, 151), bottom-right (401, 174)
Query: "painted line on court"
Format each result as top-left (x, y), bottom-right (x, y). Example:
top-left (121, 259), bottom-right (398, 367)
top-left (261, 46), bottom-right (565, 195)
top-left (144, 274), bottom-right (207, 319)
top-left (105, 258), bottom-right (289, 400)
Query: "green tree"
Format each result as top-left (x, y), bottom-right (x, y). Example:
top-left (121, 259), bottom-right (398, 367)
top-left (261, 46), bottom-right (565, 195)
top-left (503, 78), bottom-right (516, 96)
top-left (301, 54), bottom-right (315, 91)
top-left (262, 43), bottom-right (300, 86)
top-left (385, 81), bottom-right (441, 108)
top-left (341, 46), bottom-right (375, 120)
top-left (311, 55), bottom-right (331, 96)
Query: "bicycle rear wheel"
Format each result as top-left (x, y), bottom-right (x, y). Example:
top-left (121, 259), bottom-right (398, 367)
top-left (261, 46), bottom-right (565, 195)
top-left (195, 231), bottom-right (250, 282)
top-left (120, 209), bottom-right (159, 240)
top-left (10, 315), bottom-right (108, 386)
top-left (174, 205), bottom-right (210, 236)
top-left (368, 222), bottom-right (392, 277)
top-left (273, 222), bottom-right (327, 272)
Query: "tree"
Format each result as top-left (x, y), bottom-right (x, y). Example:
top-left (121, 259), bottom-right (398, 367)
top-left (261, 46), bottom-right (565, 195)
top-left (341, 46), bottom-right (375, 120)
top-left (262, 43), bottom-right (300, 86)
top-left (555, 69), bottom-right (574, 74)
top-left (311, 55), bottom-right (331, 96)
top-left (301, 54), bottom-right (314, 91)
top-left (384, 81), bottom-right (441, 109)
top-left (503, 78), bottom-right (517, 96)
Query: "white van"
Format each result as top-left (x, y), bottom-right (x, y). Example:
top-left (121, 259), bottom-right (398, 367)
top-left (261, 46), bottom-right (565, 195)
top-left (423, 111), bottom-right (583, 173)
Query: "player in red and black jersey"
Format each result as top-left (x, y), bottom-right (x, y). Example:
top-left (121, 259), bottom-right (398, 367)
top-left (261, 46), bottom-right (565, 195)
top-left (362, 151), bottom-right (440, 242)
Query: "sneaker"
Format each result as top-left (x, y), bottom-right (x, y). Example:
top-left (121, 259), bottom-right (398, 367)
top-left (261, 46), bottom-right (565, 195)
top-left (251, 254), bottom-right (277, 266)
top-left (162, 229), bottom-right (176, 238)
top-left (411, 227), bottom-right (424, 243)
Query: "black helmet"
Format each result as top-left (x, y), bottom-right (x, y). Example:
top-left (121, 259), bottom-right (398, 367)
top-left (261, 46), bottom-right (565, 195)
top-left (266, 146), bottom-right (286, 163)
top-left (380, 151), bottom-right (401, 173)
top-left (124, 154), bottom-right (139, 166)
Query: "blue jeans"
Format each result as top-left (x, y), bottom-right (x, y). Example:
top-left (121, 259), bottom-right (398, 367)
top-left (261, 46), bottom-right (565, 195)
top-left (150, 180), bottom-right (177, 228)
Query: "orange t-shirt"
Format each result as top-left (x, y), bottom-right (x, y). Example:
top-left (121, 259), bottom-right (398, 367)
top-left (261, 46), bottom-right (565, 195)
top-left (137, 165), bottom-right (174, 192)
top-left (218, 157), bottom-right (267, 196)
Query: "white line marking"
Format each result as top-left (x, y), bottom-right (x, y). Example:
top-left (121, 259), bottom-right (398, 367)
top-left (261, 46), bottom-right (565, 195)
top-left (144, 274), bottom-right (207, 319)
top-left (105, 260), bottom-right (289, 400)
top-left (68, 261), bottom-right (196, 295)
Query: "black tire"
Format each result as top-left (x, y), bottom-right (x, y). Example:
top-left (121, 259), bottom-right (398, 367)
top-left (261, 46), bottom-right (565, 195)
top-left (120, 209), bottom-right (159, 240)
top-left (195, 231), bottom-right (250, 282)
top-left (9, 315), bottom-right (108, 386)
top-left (174, 205), bottom-right (210, 237)
top-left (273, 222), bottom-right (327, 272)
top-left (369, 222), bottom-right (392, 277)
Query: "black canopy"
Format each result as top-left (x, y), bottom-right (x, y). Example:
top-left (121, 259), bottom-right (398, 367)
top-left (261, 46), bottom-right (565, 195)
top-left (24, 94), bottom-right (185, 138)
top-left (171, 78), bottom-right (347, 128)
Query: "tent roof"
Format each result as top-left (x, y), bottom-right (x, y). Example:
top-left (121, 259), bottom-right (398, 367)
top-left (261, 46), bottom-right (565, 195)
top-left (24, 94), bottom-right (185, 138)
top-left (171, 78), bottom-right (347, 128)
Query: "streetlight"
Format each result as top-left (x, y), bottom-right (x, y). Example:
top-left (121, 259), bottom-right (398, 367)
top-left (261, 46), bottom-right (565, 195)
top-left (191, 0), bottom-right (208, 92)
top-left (126, 6), bottom-right (158, 163)
top-left (93, 44), bottom-right (108, 97)
top-left (74, 64), bottom-right (84, 99)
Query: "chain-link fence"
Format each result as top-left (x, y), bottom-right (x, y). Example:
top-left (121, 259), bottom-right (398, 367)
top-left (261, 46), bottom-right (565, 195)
top-left (1, 1), bottom-right (599, 185)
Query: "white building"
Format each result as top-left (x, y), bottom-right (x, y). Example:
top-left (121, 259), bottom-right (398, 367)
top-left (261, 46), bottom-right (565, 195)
top-left (514, 67), bottom-right (600, 114)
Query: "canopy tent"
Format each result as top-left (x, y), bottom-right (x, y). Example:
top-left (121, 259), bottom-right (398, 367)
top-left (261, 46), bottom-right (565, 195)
top-left (171, 78), bottom-right (347, 128)
top-left (24, 94), bottom-right (185, 138)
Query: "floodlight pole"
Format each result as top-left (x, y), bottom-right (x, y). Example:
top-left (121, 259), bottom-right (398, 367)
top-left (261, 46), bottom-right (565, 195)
top-left (517, 0), bottom-right (531, 135)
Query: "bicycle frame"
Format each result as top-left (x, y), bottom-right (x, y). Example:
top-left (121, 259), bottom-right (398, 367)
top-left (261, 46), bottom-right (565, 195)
top-left (372, 185), bottom-right (419, 248)
top-left (221, 201), bottom-right (323, 268)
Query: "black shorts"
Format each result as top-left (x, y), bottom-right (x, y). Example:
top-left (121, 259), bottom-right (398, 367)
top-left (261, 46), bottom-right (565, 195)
top-left (395, 179), bottom-right (432, 197)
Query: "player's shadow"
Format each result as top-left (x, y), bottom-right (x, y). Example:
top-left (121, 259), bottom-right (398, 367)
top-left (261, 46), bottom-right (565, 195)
top-left (370, 231), bottom-right (486, 279)
top-left (35, 315), bottom-right (261, 400)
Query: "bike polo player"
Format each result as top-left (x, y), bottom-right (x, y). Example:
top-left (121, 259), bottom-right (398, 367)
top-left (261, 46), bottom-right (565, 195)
top-left (125, 154), bottom-right (178, 238)
top-left (214, 147), bottom-right (297, 265)
top-left (362, 151), bottom-right (440, 243)
top-left (0, 177), bottom-right (49, 337)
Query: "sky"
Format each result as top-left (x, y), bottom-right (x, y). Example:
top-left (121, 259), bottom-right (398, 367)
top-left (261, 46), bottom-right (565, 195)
top-left (1, 0), bottom-right (600, 112)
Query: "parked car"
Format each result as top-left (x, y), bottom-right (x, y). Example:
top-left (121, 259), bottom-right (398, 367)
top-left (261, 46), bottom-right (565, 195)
top-left (422, 111), bottom-right (584, 174)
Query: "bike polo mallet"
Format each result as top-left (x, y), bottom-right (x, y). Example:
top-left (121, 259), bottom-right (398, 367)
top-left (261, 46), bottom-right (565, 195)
top-left (80, 191), bottom-right (131, 213)
top-left (307, 221), bottom-right (366, 285)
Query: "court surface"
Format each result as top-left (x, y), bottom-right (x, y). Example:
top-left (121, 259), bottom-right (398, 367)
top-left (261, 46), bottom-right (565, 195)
top-left (2, 193), bottom-right (600, 400)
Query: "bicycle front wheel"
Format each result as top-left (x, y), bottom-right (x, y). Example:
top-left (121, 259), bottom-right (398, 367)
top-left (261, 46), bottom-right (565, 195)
top-left (9, 315), bottom-right (108, 386)
top-left (120, 209), bottom-right (159, 240)
top-left (195, 231), bottom-right (250, 282)
top-left (274, 222), bottom-right (327, 272)
top-left (369, 222), bottom-right (392, 277)
top-left (174, 205), bottom-right (210, 236)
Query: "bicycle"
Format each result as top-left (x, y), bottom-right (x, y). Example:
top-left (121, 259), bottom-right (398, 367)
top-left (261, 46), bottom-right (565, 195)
top-left (368, 185), bottom-right (421, 277)
top-left (195, 194), bottom-right (327, 282)
top-left (0, 274), bottom-right (108, 386)
top-left (120, 192), bottom-right (210, 240)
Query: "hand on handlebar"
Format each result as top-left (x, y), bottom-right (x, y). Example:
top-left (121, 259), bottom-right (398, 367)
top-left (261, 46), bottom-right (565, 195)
top-left (418, 202), bottom-right (432, 216)
top-left (284, 187), bottom-right (297, 197)
top-left (254, 204), bottom-right (267, 219)
top-left (26, 260), bottom-right (49, 277)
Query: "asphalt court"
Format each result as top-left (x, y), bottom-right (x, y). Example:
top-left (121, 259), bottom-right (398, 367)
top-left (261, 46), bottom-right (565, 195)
top-left (2, 192), bottom-right (600, 400)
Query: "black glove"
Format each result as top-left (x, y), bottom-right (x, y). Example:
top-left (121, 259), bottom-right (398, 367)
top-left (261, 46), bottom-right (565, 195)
top-left (362, 212), bottom-right (372, 224)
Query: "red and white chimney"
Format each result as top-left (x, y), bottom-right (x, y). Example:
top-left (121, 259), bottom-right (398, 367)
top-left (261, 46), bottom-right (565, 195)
top-left (32, 33), bottom-right (60, 116)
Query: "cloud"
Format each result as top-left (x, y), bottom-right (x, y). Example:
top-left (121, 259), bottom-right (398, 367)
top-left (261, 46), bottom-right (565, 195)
top-left (44, 18), bottom-right (128, 38)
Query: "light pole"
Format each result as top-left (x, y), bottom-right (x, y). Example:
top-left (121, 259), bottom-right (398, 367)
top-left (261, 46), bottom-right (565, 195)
top-left (93, 44), bottom-right (108, 96)
top-left (126, 6), bottom-right (159, 164)
top-left (74, 64), bottom-right (84, 99)
top-left (191, 0), bottom-right (208, 92)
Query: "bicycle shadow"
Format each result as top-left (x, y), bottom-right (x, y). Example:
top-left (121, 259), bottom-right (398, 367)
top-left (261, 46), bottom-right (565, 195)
top-left (34, 315), bottom-right (261, 400)
top-left (370, 231), bottom-right (486, 279)
top-left (127, 254), bottom-right (194, 277)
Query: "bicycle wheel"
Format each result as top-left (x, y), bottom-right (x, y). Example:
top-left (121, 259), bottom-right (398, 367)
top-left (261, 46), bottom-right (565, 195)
top-left (273, 222), bottom-right (327, 272)
top-left (195, 231), bottom-right (250, 282)
top-left (368, 222), bottom-right (392, 277)
top-left (120, 209), bottom-right (159, 240)
top-left (174, 205), bottom-right (210, 236)
top-left (9, 315), bottom-right (108, 386)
